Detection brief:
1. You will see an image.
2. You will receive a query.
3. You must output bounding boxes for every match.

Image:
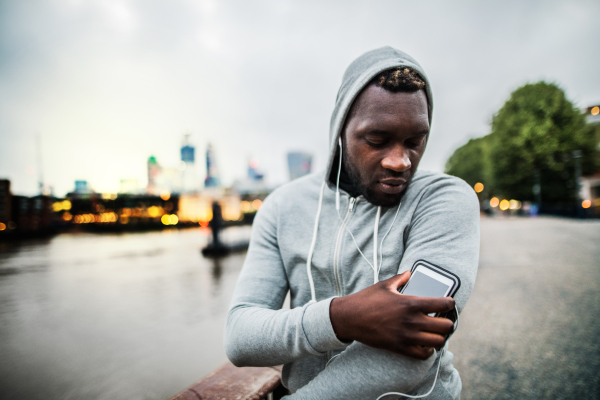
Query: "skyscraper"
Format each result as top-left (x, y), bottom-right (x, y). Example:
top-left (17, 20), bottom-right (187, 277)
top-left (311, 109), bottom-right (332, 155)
top-left (287, 152), bottom-right (313, 181)
top-left (181, 134), bottom-right (199, 193)
top-left (205, 143), bottom-right (221, 188)
top-left (247, 159), bottom-right (264, 181)
top-left (147, 155), bottom-right (160, 194)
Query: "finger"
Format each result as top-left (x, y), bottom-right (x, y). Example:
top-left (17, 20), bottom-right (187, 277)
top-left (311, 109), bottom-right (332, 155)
top-left (419, 315), bottom-right (455, 335)
top-left (406, 296), bottom-right (455, 313)
top-left (401, 345), bottom-right (435, 361)
top-left (409, 331), bottom-right (447, 349)
top-left (384, 271), bottom-right (411, 291)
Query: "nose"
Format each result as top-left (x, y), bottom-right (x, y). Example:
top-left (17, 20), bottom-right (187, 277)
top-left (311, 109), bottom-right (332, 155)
top-left (381, 146), bottom-right (411, 172)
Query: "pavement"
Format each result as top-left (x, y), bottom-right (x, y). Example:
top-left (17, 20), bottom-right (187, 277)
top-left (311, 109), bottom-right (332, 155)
top-left (449, 216), bottom-right (600, 399)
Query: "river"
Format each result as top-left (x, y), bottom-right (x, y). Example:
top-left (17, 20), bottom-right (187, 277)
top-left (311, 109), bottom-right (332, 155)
top-left (0, 227), bottom-right (251, 400)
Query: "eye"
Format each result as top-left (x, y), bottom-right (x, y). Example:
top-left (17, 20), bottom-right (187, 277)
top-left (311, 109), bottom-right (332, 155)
top-left (364, 133), bottom-right (387, 147)
top-left (406, 135), bottom-right (426, 148)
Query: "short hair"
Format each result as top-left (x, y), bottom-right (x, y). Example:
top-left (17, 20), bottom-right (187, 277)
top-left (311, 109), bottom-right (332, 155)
top-left (372, 67), bottom-right (426, 92)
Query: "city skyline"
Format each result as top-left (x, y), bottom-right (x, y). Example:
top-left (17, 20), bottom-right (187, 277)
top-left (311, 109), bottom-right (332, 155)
top-left (1, 0), bottom-right (599, 196)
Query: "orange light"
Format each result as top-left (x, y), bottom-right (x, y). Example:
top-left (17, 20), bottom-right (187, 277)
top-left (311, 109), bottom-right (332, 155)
top-left (120, 215), bottom-right (129, 224)
top-left (252, 199), bottom-right (262, 210)
top-left (474, 183), bottom-right (484, 193)
top-left (241, 200), bottom-right (251, 213)
top-left (160, 192), bottom-right (171, 201)
top-left (0, 222), bottom-right (6, 231)
top-left (582, 199), bottom-right (591, 209)
top-left (592, 106), bottom-right (600, 116)
top-left (490, 197), bottom-right (499, 208)
top-left (499, 199), bottom-right (510, 211)
top-left (63, 212), bottom-right (72, 221)
top-left (148, 206), bottom-right (161, 218)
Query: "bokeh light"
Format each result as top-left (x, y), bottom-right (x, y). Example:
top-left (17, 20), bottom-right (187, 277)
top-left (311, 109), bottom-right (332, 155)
top-left (499, 199), bottom-right (510, 211)
top-left (474, 182), bottom-right (484, 193)
top-left (582, 200), bottom-right (591, 209)
top-left (490, 197), bottom-right (499, 208)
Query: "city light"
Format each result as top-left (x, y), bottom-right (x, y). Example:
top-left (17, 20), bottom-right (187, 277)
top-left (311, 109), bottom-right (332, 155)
top-left (490, 197), bottom-right (499, 207)
top-left (160, 192), bottom-right (171, 201)
top-left (499, 199), bottom-right (510, 211)
top-left (147, 206), bottom-right (163, 218)
top-left (0, 222), bottom-right (5, 231)
top-left (161, 214), bottom-right (179, 225)
top-left (474, 182), bottom-right (484, 193)
top-left (252, 199), bottom-right (262, 210)
top-left (52, 200), bottom-right (72, 212)
top-left (592, 106), bottom-right (600, 116)
top-left (582, 200), bottom-right (591, 209)
top-left (509, 200), bottom-right (521, 210)
top-left (241, 201), bottom-right (252, 213)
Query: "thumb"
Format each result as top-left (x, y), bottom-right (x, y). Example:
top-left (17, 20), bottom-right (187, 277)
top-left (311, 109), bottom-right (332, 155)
top-left (383, 271), bottom-right (411, 291)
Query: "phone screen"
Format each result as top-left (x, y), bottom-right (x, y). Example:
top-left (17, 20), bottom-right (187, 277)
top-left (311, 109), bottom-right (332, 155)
top-left (402, 270), bottom-right (451, 298)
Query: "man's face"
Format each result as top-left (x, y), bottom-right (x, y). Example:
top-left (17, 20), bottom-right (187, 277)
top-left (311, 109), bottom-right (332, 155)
top-left (342, 84), bottom-right (430, 207)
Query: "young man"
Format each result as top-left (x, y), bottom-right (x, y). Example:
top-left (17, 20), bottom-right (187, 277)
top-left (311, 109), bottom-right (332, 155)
top-left (225, 47), bottom-right (480, 399)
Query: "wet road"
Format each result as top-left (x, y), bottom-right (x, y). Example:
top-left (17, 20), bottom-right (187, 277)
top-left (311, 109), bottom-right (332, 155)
top-left (0, 218), bottom-right (598, 399)
top-left (450, 217), bottom-right (600, 399)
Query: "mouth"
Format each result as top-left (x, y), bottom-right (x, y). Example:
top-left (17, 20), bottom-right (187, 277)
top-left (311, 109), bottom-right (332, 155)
top-left (377, 178), bottom-right (407, 195)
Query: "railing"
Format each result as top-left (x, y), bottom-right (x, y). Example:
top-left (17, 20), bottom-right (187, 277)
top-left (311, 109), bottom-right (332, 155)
top-left (168, 362), bottom-right (286, 400)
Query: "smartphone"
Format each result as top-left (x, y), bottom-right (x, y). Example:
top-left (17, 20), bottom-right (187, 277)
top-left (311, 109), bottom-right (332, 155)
top-left (399, 260), bottom-right (461, 317)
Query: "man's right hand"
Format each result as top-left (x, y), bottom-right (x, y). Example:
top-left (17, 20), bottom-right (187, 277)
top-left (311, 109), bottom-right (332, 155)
top-left (329, 271), bottom-right (455, 360)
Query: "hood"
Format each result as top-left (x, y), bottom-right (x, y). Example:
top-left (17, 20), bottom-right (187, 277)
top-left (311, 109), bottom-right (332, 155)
top-left (325, 46), bottom-right (434, 188)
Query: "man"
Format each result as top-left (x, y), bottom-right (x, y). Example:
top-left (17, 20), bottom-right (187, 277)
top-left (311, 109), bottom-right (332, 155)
top-left (225, 47), bottom-right (479, 399)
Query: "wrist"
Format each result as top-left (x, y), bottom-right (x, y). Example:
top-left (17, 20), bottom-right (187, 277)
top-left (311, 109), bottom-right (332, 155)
top-left (329, 296), bottom-right (354, 343)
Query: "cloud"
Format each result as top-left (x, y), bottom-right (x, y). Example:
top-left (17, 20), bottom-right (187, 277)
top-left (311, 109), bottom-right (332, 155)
top-left (0, 0), bottom-right (598, 195)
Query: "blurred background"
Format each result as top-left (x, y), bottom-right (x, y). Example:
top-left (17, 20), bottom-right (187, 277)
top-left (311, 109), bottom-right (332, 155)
top-left (0, 1), bottom-right (599, 399)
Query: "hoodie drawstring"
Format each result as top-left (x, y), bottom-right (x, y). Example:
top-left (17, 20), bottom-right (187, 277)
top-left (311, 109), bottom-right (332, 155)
top-left (306, 138), bottom-right (401, 304)
top-left (335, 137), bottom-right (343, 214)
top-left (306, 181), bottom-right (326, 304)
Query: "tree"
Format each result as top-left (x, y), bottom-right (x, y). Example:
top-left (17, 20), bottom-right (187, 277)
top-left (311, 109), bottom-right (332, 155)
top-left (489, 82), bottom-right (598, 205)
top-left (445, 135), bottom-right (494, 197)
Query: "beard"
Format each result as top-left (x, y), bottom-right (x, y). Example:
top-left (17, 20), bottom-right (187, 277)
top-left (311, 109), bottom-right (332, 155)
top-left (342, 140), bottom-right (410, 208)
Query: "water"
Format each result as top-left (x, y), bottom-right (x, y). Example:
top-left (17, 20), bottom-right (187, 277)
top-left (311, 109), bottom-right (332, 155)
top-left (0, 227), bottom-right (251, 400)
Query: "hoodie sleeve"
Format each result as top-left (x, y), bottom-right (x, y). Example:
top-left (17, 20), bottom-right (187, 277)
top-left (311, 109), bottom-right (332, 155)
top-left (282, 177), bottom-right (479, 399)
top-left (224, 194), bottom-right (350, 367)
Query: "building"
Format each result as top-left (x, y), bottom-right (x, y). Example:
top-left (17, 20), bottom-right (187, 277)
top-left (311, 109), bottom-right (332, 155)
top-left (287, 152), bottom-right (313, 181)
top-left (74, 180), bottom-right (91, 194)
top-left (247, 159), bottom-right (264, 181)
top-left (205, 143), bottom-right (221, 188)
top-left (580, 104), bottom-right (600, 216)
top-left (181, 134), bottom-right (199, 193)
top-left (147, 156), bottom-right (161, 194)
top-left (0, 180), bottom-right (10, 229)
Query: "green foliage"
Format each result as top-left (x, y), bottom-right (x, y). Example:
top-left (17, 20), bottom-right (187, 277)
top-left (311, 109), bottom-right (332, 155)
top-left (445, 135), bottom-right (493, 196)
top-left (446, 81), bottom-right (598, 206)
top-left (490, 82), bottom-right (597, 204)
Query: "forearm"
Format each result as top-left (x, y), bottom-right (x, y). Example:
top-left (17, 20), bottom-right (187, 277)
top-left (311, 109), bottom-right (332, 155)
top-left (225, 298), bottom-right (349, 367)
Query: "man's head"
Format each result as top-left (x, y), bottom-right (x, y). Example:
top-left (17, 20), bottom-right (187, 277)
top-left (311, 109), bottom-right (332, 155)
top-left (341, 67), bottom-right (429, 207)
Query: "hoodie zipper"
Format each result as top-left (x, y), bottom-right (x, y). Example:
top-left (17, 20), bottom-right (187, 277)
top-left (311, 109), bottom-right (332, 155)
top-left (333, 197), bottom-right (356, 297)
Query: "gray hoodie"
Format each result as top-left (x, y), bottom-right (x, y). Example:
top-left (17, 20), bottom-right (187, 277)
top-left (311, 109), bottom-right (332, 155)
top-left (225, 47), bottom-right (480, 399)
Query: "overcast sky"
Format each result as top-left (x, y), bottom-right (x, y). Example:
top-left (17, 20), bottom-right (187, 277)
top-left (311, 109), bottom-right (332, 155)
top-left (1, 0), bottom-right (599, 196)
